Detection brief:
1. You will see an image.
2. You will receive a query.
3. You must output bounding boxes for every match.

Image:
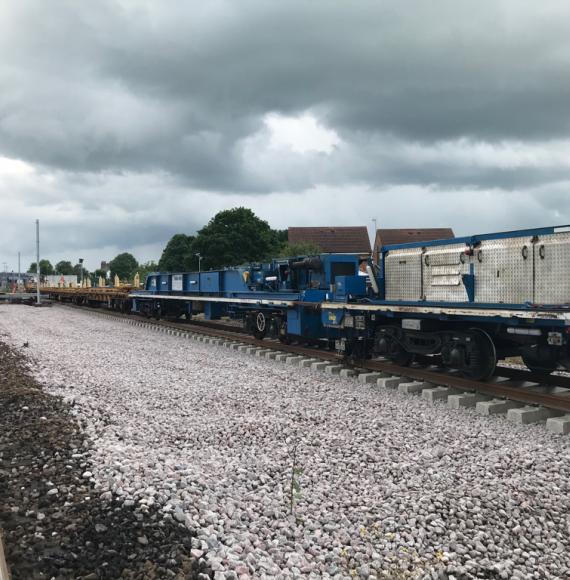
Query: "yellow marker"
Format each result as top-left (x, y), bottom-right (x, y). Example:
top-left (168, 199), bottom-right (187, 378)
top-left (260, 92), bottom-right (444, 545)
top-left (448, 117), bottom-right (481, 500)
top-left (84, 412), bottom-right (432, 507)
top-left (134, 272), bottom-right (140, 287)
top-left (99, 276), bottom-right (105, 288)
top-left (114, 274), bottom-right (120, 287)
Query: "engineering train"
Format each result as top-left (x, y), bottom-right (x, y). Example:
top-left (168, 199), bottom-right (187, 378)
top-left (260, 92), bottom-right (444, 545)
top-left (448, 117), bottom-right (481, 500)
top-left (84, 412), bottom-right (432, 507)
top-left (126, 224), bottom-right (570, 381)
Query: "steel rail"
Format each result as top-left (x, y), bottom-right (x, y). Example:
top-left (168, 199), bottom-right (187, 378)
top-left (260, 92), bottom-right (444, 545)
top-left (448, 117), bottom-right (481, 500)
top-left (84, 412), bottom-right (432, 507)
top-left (494, 365), bottom-right (570, 389)
top-left (363, 360), bottom-right (570, 413)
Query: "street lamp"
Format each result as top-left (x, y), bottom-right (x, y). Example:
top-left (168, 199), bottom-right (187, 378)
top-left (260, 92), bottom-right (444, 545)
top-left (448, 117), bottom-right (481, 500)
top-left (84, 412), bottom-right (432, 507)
top-left (78, 258), bottom-right (84, 287)
top-left (36, 219), bottom-right (41, 304)
top-left (195, 253), bottom-right (203, 294)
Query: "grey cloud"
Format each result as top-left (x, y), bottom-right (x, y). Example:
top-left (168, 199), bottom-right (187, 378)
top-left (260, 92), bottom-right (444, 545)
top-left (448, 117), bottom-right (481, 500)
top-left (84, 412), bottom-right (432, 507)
top-left (2, 0), bottom-right (570, 270)
top-left (3, 0), bottom-right (570, 188)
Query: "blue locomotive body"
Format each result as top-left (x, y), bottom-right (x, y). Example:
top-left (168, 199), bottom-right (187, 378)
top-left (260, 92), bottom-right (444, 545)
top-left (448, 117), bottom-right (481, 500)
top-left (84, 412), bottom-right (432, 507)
top-left (131, 225), bottom-right (570, 380)
top-left (131, 253), bottom-right (363, 342)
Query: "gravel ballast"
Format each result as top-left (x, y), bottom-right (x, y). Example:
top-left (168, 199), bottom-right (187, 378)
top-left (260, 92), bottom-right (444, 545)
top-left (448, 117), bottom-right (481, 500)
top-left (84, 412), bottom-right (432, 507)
top-left (1, 304), bottom-right (570, 579)
top-left (0, 336), bottom-right (206, 579)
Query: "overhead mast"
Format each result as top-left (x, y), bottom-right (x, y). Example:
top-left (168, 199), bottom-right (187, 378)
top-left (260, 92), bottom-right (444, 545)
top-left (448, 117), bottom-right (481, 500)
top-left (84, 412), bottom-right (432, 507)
top-left (36, 219), bottom-right (41, 305)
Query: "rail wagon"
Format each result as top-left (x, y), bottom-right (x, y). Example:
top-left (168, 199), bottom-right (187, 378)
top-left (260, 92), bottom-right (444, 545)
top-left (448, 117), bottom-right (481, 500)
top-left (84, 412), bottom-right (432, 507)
top-left (323, 225), bottom-right (570, 379)
top-left (130, 253), bottom-right (364, 343)
top-left (50, 224), bottom-right (570, 381)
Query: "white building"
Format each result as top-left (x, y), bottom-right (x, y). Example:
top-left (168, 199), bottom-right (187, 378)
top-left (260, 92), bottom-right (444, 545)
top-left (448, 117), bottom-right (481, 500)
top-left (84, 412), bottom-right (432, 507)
top-left (44, 275), bottom-right (78, 287)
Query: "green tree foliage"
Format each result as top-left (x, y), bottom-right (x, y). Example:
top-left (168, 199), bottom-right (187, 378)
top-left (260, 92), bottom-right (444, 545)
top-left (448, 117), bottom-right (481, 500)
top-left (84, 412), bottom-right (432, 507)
top-left (109, 252), bottom-right (139, 281)
top-left (158, 234), bottom-right (195, 271)
top-left (93, 269), bottom-right (108, 285)
top-left (277, 241), bottom-right (322, 258)
top-left (274, 229), bottom-right (288, 246)
top-left (189, 207), bottom-right (281, 270)
top-left (137, 261), bottom-right (159, 282)
top-left (73, 263), bottom-right (90, 279)
top-left (28, 260), bottom-right (54, 275)
top-left (54, 260), bottom-right (74, 275)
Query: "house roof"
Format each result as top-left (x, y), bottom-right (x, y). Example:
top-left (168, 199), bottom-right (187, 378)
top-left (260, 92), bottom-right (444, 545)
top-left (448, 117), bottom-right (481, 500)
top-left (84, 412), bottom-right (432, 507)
top-left (375, 228), bottom-right (455, 249)
top-left (288, 226), bottom-right (371, 254)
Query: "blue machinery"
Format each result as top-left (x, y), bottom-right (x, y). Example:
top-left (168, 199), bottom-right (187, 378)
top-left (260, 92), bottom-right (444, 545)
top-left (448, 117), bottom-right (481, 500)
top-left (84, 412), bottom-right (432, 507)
top-left (131, 225), bottom-right (570, 380)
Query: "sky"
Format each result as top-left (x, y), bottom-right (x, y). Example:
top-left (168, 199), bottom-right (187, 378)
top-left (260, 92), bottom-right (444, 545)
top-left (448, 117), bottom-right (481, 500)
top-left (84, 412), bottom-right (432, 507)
top-left (2, 0), bottom-right (570, 272)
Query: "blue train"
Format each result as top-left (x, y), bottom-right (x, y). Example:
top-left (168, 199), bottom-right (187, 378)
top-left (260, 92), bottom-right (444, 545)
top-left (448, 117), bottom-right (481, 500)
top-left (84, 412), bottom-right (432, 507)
top-left (131, 225), bottom-right (570, 380)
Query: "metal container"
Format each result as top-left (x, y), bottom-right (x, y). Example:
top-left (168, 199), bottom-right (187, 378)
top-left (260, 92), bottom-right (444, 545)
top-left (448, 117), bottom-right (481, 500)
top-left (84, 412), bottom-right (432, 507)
top-left (384, 247), bottom-right (423, 301)
top-left (534, 231), bottom-right (570, 305)
top-left (423, 243), bottom-right (469, 302)
top-left (474, 237), bottom-right (533, 304)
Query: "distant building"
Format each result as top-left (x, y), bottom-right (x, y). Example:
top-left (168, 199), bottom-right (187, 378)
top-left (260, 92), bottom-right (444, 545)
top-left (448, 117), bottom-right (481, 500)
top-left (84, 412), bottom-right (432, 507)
top-left (373, 228), bottom-right (455, 263)
top-left (100, 261), bottom-right (109, 272)
top-left (0, 272), bottom-right (34, 290)
top-left (44, 275), bottom-right (78, 288)
top-left (288, 226), bottom-right (371, 255)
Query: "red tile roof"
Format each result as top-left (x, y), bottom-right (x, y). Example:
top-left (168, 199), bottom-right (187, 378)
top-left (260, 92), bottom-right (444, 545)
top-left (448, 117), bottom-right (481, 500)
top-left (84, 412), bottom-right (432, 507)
top-left (376, 228), bottom-right (455, 247)
top-left (374, 228), bottom-right (455, 261)
top-left (288, 226), bottom-right (371, 254)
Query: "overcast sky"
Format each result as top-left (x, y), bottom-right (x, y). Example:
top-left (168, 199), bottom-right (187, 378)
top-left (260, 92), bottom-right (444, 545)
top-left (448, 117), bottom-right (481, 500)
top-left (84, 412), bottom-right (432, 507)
top-left (2, 0), bottom-right (570, 272)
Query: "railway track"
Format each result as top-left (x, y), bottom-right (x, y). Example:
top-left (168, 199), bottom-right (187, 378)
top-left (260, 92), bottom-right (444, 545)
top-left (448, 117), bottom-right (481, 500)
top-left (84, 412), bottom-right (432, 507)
top-left (57, 304), bottom-right (570, 432)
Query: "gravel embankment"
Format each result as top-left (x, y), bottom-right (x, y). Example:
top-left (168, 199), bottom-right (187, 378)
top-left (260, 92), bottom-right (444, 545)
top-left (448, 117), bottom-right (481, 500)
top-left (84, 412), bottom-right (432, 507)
top-left (0, 337), bottom-right (207, 579)
top-left (1, 304), bottom-right (570, 579)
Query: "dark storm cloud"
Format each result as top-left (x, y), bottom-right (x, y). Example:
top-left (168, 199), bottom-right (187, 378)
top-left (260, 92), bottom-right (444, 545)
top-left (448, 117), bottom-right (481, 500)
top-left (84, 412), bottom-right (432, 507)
top-left (2, 0), bottom-right (570, 271)
top-left (3, 0), bottom-right (570, 192)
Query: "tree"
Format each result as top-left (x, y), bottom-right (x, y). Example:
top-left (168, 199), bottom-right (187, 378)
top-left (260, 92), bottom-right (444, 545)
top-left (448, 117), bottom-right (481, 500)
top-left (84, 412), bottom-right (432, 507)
top-left (93, 269), bottom-right (108, 286)
top-left (137, 261), bottom-right (159, 282)
top-left (54, 260), bottom-right (74, 275)
top-left (189, 207), bottom-right (281, 270)
top-left (158, 234), bottom-right (195, 271)
top-left (28, 260), bottom-right (54, 275)
top-left (72, 263), bottom-right (90, 280)
top-left (274, 229), bottom-right (288, 246)
top-left (277, 241), bottom-right (322, 258)
top-left (109, 252), bottom-right (139, 281)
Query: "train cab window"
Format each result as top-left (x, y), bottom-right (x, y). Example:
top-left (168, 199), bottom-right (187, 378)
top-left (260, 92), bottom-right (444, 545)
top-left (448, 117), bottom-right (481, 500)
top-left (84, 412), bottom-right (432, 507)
top-left (330, 262), bottom-right (356, 283)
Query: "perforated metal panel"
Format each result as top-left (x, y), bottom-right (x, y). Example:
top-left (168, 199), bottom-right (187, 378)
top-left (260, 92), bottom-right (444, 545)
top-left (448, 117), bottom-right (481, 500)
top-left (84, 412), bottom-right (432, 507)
top-left (423, 243), bottom-right (469, 302)
top-left (534, 232), bottom-right (570, 305)
top-left (384, 247), bottom-right (423, 301)
top-left (474, 238), bottom-right (533, 304)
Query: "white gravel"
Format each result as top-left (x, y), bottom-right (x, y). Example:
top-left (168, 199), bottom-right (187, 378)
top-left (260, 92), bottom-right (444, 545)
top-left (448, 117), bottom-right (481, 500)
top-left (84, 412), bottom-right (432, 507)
top-left (1, 304), bottom-right (570, 579)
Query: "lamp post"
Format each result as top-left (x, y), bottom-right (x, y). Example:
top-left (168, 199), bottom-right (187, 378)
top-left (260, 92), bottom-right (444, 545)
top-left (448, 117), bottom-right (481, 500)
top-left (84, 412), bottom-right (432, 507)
top-left (78, 258), bottom-right (84, 287)
top-left (195, 253), bottom-right (202, 293)
top-left (36, 219), bottom-right (41, 305)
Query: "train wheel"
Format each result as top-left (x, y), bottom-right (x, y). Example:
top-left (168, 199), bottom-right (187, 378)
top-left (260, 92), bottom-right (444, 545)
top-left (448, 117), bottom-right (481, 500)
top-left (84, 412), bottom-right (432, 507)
top-left (253, 312), bottom-right (267, 340)
top-left (388, 348), bottom-right (414, 366)
top-left (522, 346), bottom-right (559, 375)
top-left (461, 329), bottom-right (496, 381)
top-left (385, 340), bottom-right (414, 366)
